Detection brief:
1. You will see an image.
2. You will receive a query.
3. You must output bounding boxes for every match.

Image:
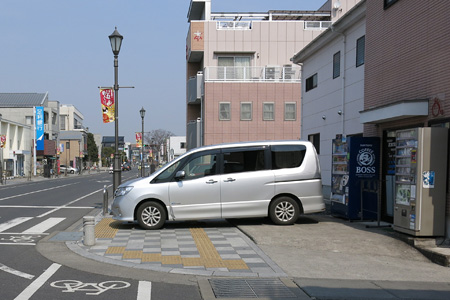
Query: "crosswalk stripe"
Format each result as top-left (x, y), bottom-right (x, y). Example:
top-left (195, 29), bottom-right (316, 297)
top-left (0, 217), bottom-right (33, 233)
top-left (22, 218), bottom-right (65, 234)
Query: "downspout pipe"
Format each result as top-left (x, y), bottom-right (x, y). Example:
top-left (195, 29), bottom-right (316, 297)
top-left (331, 25), bottom-right (346, 136)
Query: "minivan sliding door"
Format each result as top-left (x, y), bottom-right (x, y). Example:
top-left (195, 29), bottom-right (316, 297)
top-left (220, 147), bottom-right (275, 218)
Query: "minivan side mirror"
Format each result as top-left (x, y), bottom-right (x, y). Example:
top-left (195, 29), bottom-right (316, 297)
top-left (175, 170), bottom-right (186, 181)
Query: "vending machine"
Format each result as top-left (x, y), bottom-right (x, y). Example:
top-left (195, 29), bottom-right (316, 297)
top-left (331, 136), bottom-right (380, 220)
top-left (393, 127), bottom-right (448, 236)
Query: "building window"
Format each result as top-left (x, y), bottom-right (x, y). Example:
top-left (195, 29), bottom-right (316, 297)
top-left (263, 102), bottom-right (274, 121)
top-left (180, 142), bottom-right (186, 149)
top-left (333, 51), bottom-right (341, 79)
top-left (240, 102), bottom-right (252, 121)
top-left (219, 102), bottom-right (231, 120)
top-left (60, 116), bottom-right (66, 130)
top-left (305, 73), bottom-right (318, 92)
top-left (384, 0), bottom-right (399, 9)
top-left (308, 133), bottom-right (320, 154)
top-left (356, 36), bottom-right (365, 67)
top-left (218, 56), bottom-right (251, 80)
top-left (25, 116), bottom-right (33, 125)
top-left (285, 102), bottom-right (297, 121)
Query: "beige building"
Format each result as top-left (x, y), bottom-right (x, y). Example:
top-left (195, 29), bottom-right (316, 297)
top-left (186, 0), bottom-right (336, 149)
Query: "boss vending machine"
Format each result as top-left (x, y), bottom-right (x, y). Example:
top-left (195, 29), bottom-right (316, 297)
top-left (331, 136), bottom-right (380, 220)
top-left (393, 127), bottom-right (448, 236)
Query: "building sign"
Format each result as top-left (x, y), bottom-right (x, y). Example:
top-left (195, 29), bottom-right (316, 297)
top-left (35, 106), bottom-right (44, 151)
top-left (100, 88), bottom-right (115, 123)
top-left (349, 137), bottom-right (380, 180)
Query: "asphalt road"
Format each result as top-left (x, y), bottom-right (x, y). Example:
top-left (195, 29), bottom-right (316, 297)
top-left (0, 170), bottom-right (201, 300)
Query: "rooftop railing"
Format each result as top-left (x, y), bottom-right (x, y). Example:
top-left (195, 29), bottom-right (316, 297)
top-left (304, 21), bottom-right (332, 30)
top-left (204, 66), bottom-right (301, 82)
top-left (216, 21), bottom-right (252, 30)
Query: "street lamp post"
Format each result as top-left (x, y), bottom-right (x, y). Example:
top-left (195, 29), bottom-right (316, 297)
top-left (140, 107), bottom-right (146, 177)
top-left (109, 27), bottom-right (124, 193)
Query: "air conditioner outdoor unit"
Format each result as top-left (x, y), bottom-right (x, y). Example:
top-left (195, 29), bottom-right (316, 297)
top-left (265, 67), bottom-right (276, 79)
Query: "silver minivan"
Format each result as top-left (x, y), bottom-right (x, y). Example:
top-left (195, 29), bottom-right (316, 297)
top-left (111, 141), bottom-right (324, 229)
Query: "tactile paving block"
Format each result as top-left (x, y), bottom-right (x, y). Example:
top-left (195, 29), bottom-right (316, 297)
top-left (95, 218), bottom-right (120, 239)
top-left (105, 246), bottom-right (126, 254)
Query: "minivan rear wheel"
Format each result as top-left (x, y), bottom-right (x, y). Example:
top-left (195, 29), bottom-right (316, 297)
top-left (137, 202), bottom-right (166, 230)
top-left (269, 197), bottom-right (299, 225)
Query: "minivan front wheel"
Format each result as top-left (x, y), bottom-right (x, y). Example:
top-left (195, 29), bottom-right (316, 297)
top-left (137, 202), bottom-right (166, 230)
top-left (269, 197), bottom-right (299, 225)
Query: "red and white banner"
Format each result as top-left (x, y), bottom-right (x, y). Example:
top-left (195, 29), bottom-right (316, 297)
top-left (0, 135), bottom-right (5, 148)
top-left (100, 88), bottom-right (115, 123)
top-left (136, 132), bottom-right (142, 148)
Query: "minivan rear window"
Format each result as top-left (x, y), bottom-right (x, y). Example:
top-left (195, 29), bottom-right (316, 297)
top-left (271, 145), bottom-right (306, 169)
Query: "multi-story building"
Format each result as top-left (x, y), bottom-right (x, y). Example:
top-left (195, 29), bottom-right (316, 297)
top-left (292, 0), bottom-right (365, 197)
top-left (360, 0), bottom-right (450, 234)
top-left (0, 93), bottom-right (59, 176)
top-left (186, 0), bottom-right (334, 149)
top-left (59, 104), bottom-right (88, 171)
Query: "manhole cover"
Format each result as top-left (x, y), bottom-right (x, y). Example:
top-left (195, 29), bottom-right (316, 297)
top-left (209, 278), bottom-right (297, 298)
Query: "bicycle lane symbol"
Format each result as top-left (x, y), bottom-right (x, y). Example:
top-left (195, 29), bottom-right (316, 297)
top-left (50, 280), bottom-right (131, 296)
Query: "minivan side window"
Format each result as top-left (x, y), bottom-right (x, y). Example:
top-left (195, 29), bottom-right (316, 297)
top-left (271, 145), bottom-right (306, 169)
top-left (223, 149), bottom-right (265, 174)
top-left (181, 153), bottom-right (217, 180)
top-left (152, 160), bottom-right (182, 183)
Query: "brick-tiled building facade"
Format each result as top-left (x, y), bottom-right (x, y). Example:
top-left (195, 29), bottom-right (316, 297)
top-left (361, 0), bottom-right (450, 234)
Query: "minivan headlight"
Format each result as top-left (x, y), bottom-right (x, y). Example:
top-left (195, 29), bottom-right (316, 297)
top-left (114, 186), bottom-right (133, 197)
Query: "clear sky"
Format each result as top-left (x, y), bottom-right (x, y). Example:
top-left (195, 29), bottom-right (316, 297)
top-left (1, 0), bottom-right (326, 143)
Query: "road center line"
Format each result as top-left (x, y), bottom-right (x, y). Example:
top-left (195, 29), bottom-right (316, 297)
top-left (0, 183), bottom-right (76, 202)
top-left (0, 263), bottom-right (35, 280)
top-left (14, 263), bottom-right (61, 300)
top-left (37, 188), bottom-right (104, 218)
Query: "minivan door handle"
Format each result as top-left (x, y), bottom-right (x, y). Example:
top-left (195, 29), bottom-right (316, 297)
top-left (224, 178), bottom-right (236, 182)
top-left (206, 179), bottom-right (218, 184)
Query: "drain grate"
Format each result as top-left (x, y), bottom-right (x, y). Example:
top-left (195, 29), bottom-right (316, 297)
top-left (209, 278), bottom-right (297, 298)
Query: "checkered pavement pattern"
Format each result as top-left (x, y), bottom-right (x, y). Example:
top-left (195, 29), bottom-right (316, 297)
top-left (83, 218), bottom-right (286, 276)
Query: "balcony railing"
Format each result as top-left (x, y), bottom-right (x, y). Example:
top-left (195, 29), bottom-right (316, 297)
top-left (204, 65), bottom-right (301, 82)
top-left (304, 21), bottom-right (332, 30)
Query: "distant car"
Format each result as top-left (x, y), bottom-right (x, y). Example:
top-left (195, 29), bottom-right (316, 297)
top-left (122, 163), bottom-right (132, 171)
top-left (109, 166), bottom-right (113, 174)
top-left (60, 165), bottom-right (78, 174)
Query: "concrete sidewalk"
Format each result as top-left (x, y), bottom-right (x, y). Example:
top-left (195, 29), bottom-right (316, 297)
top-left (50, 212), bottom-right (450, 300)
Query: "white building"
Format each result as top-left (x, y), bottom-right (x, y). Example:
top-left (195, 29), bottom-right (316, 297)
top-left (292, 1), bottom-right (365, 197)
top-left (0, 93), bottom-right (60, 177)
top-left (166, 136), bottom-right (186, 162)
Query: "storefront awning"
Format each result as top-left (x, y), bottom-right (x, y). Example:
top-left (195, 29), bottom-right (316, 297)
top-left (360, 99), bottom-right (428, 124)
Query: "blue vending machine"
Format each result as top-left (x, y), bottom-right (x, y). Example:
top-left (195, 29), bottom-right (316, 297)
top-left (330, 136), bottom-right (380, 220)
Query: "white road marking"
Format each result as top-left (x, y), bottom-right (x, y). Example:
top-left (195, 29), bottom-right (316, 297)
top-left (14, 263), bottom-right (61, 300)
top-left (0, 183), bottom-right (75, 202)
top-left (137, 281), bottom-right (152, 300)
top-left (37, 188), bottom-right (104, 218)
top-left (0, 263), bottom-right (35, 280)
top-left (0, 205), bottom-right (94, 209)
top-left (22, 218), bottom-right (65, 234)
top-left (0, 217), bottom-right (33, 233)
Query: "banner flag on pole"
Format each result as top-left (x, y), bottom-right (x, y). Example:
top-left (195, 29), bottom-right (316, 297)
top-left (35, 106), bottom-right (44, 150)
top-left (0, 135), bottom-right (5, 148)
top-left (100, 88), bottom-right (115, 123)
top-left (136, 132), bottom-right (142, 147)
